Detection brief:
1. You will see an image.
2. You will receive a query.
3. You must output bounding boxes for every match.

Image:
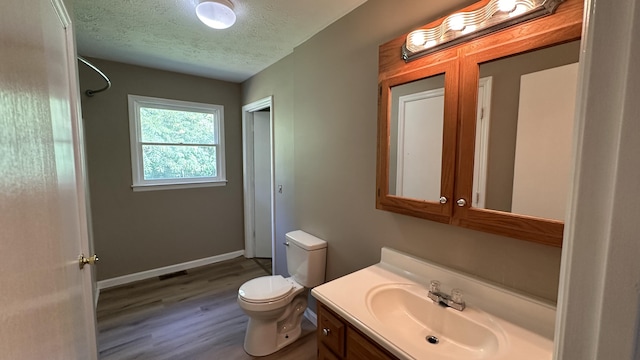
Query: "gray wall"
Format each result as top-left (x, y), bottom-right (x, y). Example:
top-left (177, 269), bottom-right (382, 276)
top-left (78, 59), bottom-right (244, 281)
top-left (243, 0), bottom-right (563, 302)
top-left (242, 55), bottom-right (295, 276)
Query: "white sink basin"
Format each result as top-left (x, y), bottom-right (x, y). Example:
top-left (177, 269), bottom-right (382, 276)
top-left (366, 284), bottom-right (505, 359)
top-left (311, 248), bottom-right (555, 360)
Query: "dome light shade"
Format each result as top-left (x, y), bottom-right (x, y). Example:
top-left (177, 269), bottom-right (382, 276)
top-left (196, 0), bottom-right (236, 29)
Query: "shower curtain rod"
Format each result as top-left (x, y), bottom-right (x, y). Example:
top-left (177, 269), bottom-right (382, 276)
top-left (77, 56), bottom-right (111, 97)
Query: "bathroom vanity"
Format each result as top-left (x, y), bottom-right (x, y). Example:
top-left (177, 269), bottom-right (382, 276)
top-left (311, 248), bottom-right (556, 360)
top-left (317, 302), bottom-right (398, 360)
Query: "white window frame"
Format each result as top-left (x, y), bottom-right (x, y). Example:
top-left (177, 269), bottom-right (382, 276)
top-left (128, 94), bottom-right (226, 191)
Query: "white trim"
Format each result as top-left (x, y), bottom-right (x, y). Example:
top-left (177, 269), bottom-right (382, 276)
top-left (94, 287), bottom-right (99, 309)
top-left (132, 180), bottom-right (227, 192)
top-left (241, 97), bottom-right (276, 274)
top-left (472, 76), bottom-right (493, 208)
top-left (51, 0), bottom-right (71, 28)
top-left (127, 94), bottom-right (226, 189)
top-left (304, 308), bottom-right (317, 327)
top-left (554, 0), bottom-right (640, 359)
top-left (55, 0), bottom-right (99, 357)
top-left (97, 250), bottom-right (245, 290)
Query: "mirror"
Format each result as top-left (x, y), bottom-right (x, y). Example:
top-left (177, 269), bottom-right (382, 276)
top-left (376, 0), bottom-right (583, 245)
top-left (472, 41), bottom-right (581, 221)
top-left (389, 74), bottom-right (446, 202)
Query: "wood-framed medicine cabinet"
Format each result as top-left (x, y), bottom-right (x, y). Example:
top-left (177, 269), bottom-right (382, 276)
top-left (376, 0), bottom-right (583, 246)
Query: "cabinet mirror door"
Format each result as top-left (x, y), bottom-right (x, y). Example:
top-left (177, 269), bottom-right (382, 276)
top-left (389, 74), bottom-right (445, 201)
top-left (474, 41), bottom-right (581, 220)
top-left (456, 32), bottom-right (581, 245)
top-left (377, 58), bottom-right (458, 223)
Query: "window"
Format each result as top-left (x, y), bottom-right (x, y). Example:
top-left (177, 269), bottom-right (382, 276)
top-left (128, 95), bottom-right (226, 191)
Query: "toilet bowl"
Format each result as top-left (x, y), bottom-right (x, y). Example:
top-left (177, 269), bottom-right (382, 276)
top-left (237, 230), bottom-right (327, 356)
top-left (237, 276), bottom-right (307, 356)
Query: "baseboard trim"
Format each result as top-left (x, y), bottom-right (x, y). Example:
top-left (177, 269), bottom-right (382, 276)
top-left (304, 308), bottom-right (317, 327)
top-left (97, 250), bottom-right (246, 290)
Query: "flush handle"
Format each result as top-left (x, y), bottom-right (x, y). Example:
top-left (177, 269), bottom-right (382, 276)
top-left (79, 254), bottom-right (99, 269)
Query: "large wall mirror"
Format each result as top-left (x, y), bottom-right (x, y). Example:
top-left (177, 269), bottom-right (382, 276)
top-left (377, 0), bottom-right (584, 246)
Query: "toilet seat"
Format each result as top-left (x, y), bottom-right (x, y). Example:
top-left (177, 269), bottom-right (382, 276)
top-left (239, 275), bottom-right (293, 303)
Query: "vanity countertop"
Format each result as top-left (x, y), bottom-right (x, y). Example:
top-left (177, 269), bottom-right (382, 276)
top-left (311, 247), bottom-right (556, 360)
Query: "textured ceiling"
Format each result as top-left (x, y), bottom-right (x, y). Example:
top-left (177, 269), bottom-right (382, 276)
top-left (72, 0), bottom-right (368, 83)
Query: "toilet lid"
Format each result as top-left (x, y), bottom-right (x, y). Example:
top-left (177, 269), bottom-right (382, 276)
top-left (239, 275), bottom-right (293, 303)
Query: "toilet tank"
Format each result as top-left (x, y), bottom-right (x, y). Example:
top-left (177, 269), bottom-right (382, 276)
top-left (285, 230), bottom-right (327, 287)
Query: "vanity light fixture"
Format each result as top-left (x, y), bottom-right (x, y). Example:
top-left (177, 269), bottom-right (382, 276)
top-left (196, 0), bottom-right (236, 29)
top-left (402, 0), bottom-right (564, 62)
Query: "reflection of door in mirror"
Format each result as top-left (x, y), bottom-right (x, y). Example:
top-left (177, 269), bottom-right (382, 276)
top-left (474, 41), bottom-right (580, 220)
top-left (389, 74), bottom-right (445, 202)
top-left (472, 77), bottom-right (492, 208)
top-left (512, 62), bottom-right (579, 219)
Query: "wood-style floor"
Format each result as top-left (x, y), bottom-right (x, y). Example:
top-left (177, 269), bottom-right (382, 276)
top-left (96, 257), bottom-right (317, 360)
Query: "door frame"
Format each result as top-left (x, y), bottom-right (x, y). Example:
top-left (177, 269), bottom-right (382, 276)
top-left (55, 0), bottom-right (99, 354)
top-left (472, 76), bottom-right (492, 208)
top-left (242, 97), bottom-right (275, 270)
top-left (59, 1), bottom-right (98, 309)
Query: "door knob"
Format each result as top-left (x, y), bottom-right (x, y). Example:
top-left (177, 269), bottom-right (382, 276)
top-left (439, 196), bottom-right (448, 204)
top-left (322, 328), bottom-right (331, 336)
top-left (456, 198), bottom-right (467, 207)
top-left (79, 254), bottom-right (99, 269)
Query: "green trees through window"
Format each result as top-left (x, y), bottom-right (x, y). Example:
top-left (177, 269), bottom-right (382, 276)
top-left (128, 94), bottom-right (226, 189)
top-left (139, 108), bottom-right (218, 180)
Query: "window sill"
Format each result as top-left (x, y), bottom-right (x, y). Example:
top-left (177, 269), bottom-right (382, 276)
top-left (132, 180), bottom-right (227, 192)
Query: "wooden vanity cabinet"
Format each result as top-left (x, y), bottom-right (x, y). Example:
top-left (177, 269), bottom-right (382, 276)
top-left (317, 302), bottom-right (399, 360)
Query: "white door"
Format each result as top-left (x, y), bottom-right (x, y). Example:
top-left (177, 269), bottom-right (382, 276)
top-left (396, 89), bottom-right (444, 200)
top-left (253, 111), bottom-right (273, 258)
top-left (242, 97), bottom-right (275, 264)
top-left (511, 63), bottom-right (579, 220)
top-left (0, 1), bottom-right (98, 359)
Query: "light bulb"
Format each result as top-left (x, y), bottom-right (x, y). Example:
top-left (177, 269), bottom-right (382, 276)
top-left (498, 0), bottom-right (517, 12)
top-left (509, 4), bottom-right (530, 17)
top-left (410, 32), bottom-right (426, 47)
top-left (449, 14), bottom-right (466, 31)
top-left (462, 24), bottom-right (477, 35)
top-left (424, 40), bottom-right (437, 49)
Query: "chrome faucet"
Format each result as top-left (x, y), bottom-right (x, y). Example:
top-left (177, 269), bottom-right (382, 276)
top-left (427, 280), bottom-right (466, 311)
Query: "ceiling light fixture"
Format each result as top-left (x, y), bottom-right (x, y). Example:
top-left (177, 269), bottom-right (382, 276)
top-left (196, 0), bottom-right (236, 29)
top-left (402, 0), bottom-right (564, 62)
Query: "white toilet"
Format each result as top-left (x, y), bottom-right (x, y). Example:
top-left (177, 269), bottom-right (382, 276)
top-left (237, 230), bottom-right (327, 356)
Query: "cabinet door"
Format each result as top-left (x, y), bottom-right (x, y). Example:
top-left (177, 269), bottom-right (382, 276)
top-left (376, 55), bottom-right (459, 224)
top-left (318, 304), bottom-right (346, 357)
top-left (318, 343), bottom-right (341, 360)
top-left (453, 1), bottom-right (583, 247)
top-left (346, 328), bottom-right (396, 360)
